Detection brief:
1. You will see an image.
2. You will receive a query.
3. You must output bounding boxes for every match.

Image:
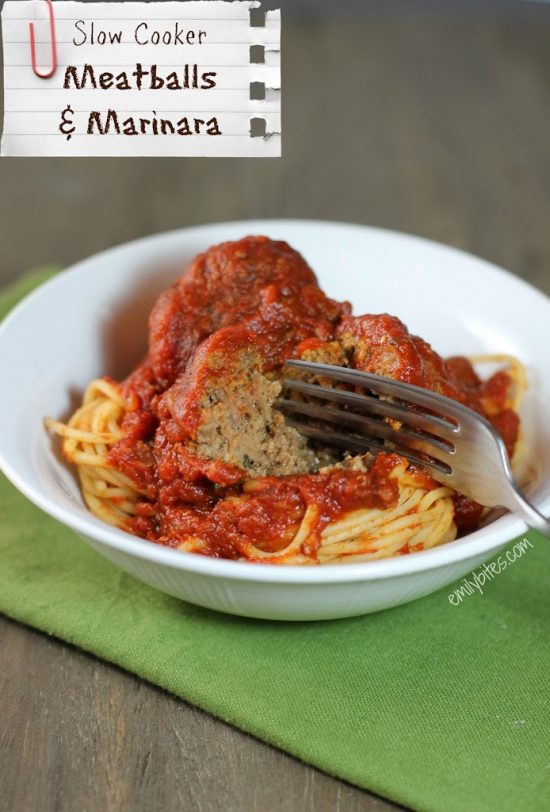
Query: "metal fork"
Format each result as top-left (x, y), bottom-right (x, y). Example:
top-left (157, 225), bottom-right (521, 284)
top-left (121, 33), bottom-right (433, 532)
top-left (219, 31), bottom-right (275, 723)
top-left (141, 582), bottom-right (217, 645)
top-left (280, 360), bottom-right (550, 538)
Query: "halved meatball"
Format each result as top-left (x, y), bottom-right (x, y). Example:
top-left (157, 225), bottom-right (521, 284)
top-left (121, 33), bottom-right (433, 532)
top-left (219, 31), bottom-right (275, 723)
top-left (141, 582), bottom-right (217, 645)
top-left (156, 310), bottom-right (325, 480)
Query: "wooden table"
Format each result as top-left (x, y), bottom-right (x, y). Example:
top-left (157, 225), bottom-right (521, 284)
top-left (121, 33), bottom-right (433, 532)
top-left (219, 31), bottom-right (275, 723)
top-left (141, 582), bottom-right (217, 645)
top-left (1, 5), bottom-right (549, 811)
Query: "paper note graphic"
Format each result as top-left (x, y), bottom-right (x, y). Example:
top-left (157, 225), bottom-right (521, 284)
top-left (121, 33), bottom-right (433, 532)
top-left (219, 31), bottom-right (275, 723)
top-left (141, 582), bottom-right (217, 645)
top-left (1, 1), bottom-right (281, 157)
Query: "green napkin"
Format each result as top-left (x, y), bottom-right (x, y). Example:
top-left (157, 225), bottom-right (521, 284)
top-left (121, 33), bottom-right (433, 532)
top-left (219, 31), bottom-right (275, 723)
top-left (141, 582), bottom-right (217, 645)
top-left (1, 273), bottom-right (549, 812)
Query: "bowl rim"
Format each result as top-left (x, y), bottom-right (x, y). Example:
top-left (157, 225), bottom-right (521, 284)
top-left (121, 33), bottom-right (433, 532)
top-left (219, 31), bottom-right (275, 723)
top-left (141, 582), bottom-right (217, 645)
top-left (1, 217), bottom-right (548, 585)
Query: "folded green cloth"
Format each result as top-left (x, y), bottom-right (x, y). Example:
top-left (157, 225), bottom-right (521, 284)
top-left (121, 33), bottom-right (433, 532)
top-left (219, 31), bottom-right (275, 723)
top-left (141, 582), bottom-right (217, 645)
top-left (1, 274), bottom-right (549, 812)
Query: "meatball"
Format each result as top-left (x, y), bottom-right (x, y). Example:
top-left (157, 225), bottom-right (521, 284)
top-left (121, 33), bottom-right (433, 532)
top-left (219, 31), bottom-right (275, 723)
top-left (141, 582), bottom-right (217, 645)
top-left (147, 235), bottom-right (323, 387)
top-left (337, 313), bottom-right (467, 401)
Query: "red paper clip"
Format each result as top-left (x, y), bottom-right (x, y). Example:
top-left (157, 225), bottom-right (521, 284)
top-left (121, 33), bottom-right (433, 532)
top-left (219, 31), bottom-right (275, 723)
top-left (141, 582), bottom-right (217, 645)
top-left (29, 0), bottom-right (57, 79)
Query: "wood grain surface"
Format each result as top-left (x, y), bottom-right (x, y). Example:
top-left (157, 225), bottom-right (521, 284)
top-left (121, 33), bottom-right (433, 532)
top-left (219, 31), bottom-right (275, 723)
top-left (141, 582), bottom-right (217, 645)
top-left (1, 6), bottom-right (549, 811)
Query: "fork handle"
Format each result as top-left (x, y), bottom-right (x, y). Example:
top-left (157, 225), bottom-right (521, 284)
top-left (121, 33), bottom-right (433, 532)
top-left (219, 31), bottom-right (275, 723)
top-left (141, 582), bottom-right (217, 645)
top-left (505, 484), bottom-right (550, 539)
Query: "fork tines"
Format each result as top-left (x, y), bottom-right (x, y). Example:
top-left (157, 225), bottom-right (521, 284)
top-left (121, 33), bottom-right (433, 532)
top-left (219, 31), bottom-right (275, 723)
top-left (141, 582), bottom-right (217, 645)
top-left (281, 360), bottom-right (461, 475)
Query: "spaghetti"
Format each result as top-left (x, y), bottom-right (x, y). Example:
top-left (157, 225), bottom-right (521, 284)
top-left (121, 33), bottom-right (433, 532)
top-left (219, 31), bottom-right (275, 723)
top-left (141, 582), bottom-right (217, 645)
top-left (45, 354), bottom-right (524, 566)
top-left (44, 379), bottom-right (146, 528)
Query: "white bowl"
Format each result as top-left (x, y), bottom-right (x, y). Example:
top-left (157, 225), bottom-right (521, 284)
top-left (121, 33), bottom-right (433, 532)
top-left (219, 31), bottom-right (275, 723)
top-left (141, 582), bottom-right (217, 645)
top-left (1, 220), bottom-right (549, 621)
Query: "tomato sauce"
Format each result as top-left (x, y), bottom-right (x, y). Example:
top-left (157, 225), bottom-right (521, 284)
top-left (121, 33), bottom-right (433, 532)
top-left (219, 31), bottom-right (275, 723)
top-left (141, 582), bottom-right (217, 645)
top-left (127, 452), bottom-right (402, 560)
